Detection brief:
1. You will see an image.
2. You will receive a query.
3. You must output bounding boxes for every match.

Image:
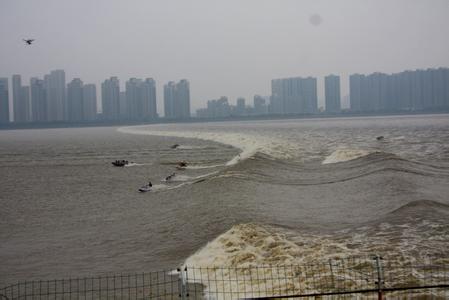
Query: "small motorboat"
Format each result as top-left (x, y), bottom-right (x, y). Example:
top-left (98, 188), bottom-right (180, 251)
top-left (112, 160), bottom-right (129, 167)
top-left (138, 185), bottom-right (152, 193)
top-left (176, 161), bottom-right (187, 170)
top-left (376, 136), bottom-right (385, 141)
top-left (170, 144), bottom-right (180, 149)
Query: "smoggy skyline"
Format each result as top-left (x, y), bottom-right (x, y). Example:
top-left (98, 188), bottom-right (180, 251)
top-left (1, 0), bottom-right (449, 114)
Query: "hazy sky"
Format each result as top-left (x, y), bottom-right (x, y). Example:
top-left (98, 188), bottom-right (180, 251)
top-left (1, 0), bottom-right (449, 113)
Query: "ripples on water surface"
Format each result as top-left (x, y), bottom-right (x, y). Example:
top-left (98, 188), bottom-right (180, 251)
top-left (1, 115), bottom-right (449, 286)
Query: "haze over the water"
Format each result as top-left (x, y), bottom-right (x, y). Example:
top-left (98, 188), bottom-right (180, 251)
top-left (1, 0), bottom-right (449, 112)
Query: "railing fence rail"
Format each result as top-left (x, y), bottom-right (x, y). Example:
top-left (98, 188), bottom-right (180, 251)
top-left (1, 255), bottom-right (448, 299)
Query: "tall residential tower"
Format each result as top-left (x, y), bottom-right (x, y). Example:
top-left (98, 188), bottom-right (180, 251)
top-left (164, 80), bottom-right (190, 119)
top-left (101, 77), bottom-right (120, 120)
top-left (324, 75), bottom-right (341, 113)
top-left (0, 78), bottom-right (9, 123)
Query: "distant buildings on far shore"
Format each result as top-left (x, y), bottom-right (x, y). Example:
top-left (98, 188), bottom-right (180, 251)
top-left (350, 68), bottom-right (449, 112)
top-left (196, 67), bottom-right (449, 118)
top-left (0, 69), bottom-right (191, 124)
top-left (1, 67), bottom-right (449, 125)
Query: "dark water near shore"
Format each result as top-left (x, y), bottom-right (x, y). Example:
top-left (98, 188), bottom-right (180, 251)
top-left (1, 115), bottom-right (449, 286)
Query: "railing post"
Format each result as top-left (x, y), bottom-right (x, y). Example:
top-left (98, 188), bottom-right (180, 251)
top-left (328, 259), bottom-right (335, 289)
top-left (374, 255), bottom-right (384, 300)
top-left (178, 267), bottom-right (188, 300)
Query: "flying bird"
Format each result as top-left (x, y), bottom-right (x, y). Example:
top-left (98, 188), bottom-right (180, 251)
top-left (23, 39), bottom-right (35, 45)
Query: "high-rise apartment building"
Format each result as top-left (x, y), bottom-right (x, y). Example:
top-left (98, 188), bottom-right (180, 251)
top-left (349, 74), bottom-right (363, 112)
top-left (235, 98), bottom-right (246, 116)
top-left (125, 78), bottom-right (157, 121)
top-left (302, 77), bottom-right (318, 114)
top-left (83, 84), bottom-right (97, 121)
top-left (0, 78), bottom-right (9, 123)
top-left (119, 91), bottom-right (127, 119)
top-left (207, 96), bottom-right (231, 118)
top-left (253, 95), bottom-right (268, 115)
top-left (164, 81), bottom-right (176, 118)
top-left (101, 77), bottom-right (120, 120)
top-left (44, 70), bottom-right (66, 121)
top-left (164, 80), bottom-right (190, 119)
top-left (12, 75), bottom-right (21, 122)
top-left (349, 68), bottom-right (449, 113)
top-left (324, 75), bottom-right (341, 113)
top-left (175, 79), bottom-right (190, 118)
top-left (141, 78), bottom-right (157, 119)
top-left (30, 78), bottom-right (47, 122)
top-left (67, 78), bottom-right (84, 121)
top-left (12, 75), bottom-right (30, 122)
top-left (126, 78), bottom-right (142, 120)
top-left (270, 76), bottom-right (318, 115)
top-left (20, 86), bottom-right (30, 121)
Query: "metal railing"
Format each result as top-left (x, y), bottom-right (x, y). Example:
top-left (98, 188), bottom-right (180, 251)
top-left (1, 255), bottom-right (448, 299)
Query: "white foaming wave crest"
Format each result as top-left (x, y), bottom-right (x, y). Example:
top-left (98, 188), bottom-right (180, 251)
top-left (322, 148), bottom-right (373, 164)
top-left (118, 126), bottom-right (301, 165)
top-left (182, 224), bottom-right (358, 298)
top-left (124, 162), bottom-right (146, 167)
top-left (184, 224), bottom-right (307, 268)
top-left (182, 222), bottom-right (448, 298)
top-left (143, 182), bottom-right (193, 192)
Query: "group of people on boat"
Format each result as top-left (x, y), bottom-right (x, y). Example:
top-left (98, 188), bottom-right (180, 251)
top-left (112, 160), bottom-right (129, 167)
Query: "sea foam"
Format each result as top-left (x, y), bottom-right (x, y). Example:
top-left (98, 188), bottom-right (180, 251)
top-left (322, 148), bottom-right (374, 164)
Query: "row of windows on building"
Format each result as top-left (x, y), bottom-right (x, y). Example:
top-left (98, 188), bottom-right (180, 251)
top-left (0, 71), bottom-right (191, 123)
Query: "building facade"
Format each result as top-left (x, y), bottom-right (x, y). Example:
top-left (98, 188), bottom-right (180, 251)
top-left (44, 70), bottom-right (66, 121)
top-left (0, 78), bottom-right (9, 123)
top-left (324, 75), bottom-right (341, 113)
top-left (126, 78), bottom-right (157, 121)
top-left (164, 81), bottom-right (176, 118)
top-left (349, 68), bottom-right (449, 112)
top-left (271, 76), bottom-right (318, 115)
top-left (83, 84), bottom-right (97, 121)
top-left (164, 80), bottom-right (190, 119)
top-left (253, 95), bottom-right (268, 115)
top-left (101, 77), bottom-right (120, 120)
top-left (175, 79), bottom-right (190, 119)
top-left (67, 78), bottom-right (84, 121)
top-left (30, 78), bottom-right (47, 122)
top-left (12, 74), bottom-right (31, 122)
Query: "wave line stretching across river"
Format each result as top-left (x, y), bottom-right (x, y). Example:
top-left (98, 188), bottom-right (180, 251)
top-left (118, 125), bottom-right (303, 165)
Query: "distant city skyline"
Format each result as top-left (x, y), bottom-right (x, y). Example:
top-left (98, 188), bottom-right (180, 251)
top-left (1, 66), bottom-right (448, 124)
top-left (1, 0), bottom-right (449, 116)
